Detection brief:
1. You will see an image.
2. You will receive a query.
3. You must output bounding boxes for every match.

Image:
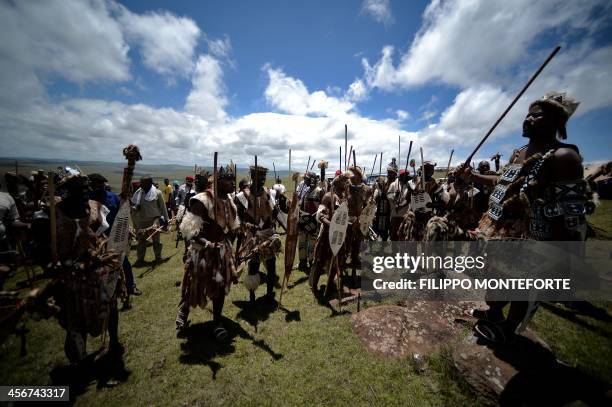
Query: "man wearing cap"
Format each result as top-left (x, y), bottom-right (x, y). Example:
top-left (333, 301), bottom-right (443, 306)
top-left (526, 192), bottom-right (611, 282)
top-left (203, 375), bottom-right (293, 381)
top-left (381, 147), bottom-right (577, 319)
top-left (131, 175), bottom-right (169, 265)
top-left (89, 173), bottom-right (141, 296)
top-left (236, 165), bottom-right (282, 303)
top-left (176, 176), bottom-right (195, 208)
top-left (457, 92), bottom-right (595, 344)
top-left (296, 171), bottom-right (323, 271)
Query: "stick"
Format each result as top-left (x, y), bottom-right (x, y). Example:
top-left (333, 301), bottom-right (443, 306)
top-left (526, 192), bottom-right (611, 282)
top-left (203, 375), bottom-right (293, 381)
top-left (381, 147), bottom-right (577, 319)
top-left (213, 152), bottom-right (218, 227)
top-left (445, 149), bottom-right (454, 178)
top-left (339, 146), bottom-right (342, 172)
top-left (464, 46), bottom-right (561, 165)
top-left (273, 162), bottom-right (277, 180)
top-left (347, 145), bottom-right (353, 168)
top-left (404, 141), bottom-right (413, 172)
top-left (420, 148), bottom-right (425, 191)
top-left (310, 160), bottom-right (317, 171)
top-left (344, 124), bottom-right (348, 171)
top-left (352, 149), bottom-right (357, 168)
top-left (370, 154), bottom-right (378, 179)
top-left (47, 172), bottom-right (58, 265)
top-left (254, 155), bottom-right (259, 226)
top-left (379, 152), bottom-right (383, 176)
top-left (306, 156), bottom-right (311, 173)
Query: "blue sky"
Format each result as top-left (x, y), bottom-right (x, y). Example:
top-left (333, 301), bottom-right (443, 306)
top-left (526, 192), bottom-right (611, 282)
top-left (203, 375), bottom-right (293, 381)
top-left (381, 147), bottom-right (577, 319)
top-left (1, 0), bottom-right (611, 170)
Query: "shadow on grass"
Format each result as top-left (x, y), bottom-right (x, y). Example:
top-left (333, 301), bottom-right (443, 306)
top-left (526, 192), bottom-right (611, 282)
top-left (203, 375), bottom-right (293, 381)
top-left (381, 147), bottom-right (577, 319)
top-left (476, 334), bottom-right (611, 406)
top-left (540, 302), bottom-right (612, 338)
top-left (233, 295), bottom-right (279, 331)
top-left (50, 347), bottom-right (130, 403)
top-left (178, 318), bottom-right (282, 379)
top-left (137, 253), bottom-right (176, 278)
top-left (287, 275), bottom-right (309, 289)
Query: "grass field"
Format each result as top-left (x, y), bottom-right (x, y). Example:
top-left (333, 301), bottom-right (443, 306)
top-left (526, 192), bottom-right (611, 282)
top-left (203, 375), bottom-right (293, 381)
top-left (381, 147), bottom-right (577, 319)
top-left (0, 162), bottom-right (610, 406)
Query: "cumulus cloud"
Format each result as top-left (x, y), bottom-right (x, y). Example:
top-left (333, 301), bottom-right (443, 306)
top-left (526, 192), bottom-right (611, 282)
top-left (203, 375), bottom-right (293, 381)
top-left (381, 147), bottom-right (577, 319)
top-left (363, 0), bottom-right (611, 90)
top-left (361, 0), bottom-right (394, 26)
top-left (264, 67), bottom-right (355, 117)
top-left (0, 0), bottom-right (129, 107)
top-left (185, 55), bottom-right (229, 124)
top-left (116, 4), bottom-right (200, 79)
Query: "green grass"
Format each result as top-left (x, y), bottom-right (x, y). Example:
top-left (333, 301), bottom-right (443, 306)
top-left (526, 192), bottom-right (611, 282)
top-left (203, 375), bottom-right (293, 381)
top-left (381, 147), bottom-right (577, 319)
top-left (0, 233), bottom-right (481, 406)
top-left (1, 161), bottom-right (610, 406)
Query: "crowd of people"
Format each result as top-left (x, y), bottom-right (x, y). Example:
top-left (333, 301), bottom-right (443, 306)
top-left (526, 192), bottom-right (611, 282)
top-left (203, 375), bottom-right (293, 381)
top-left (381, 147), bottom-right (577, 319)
top-left (0, 91), bottom-right (601, 371)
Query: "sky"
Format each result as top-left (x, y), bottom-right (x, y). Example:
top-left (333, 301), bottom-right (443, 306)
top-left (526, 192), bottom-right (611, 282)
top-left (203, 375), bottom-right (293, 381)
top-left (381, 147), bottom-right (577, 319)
top-left (1, 0), bottom-right (611, 171)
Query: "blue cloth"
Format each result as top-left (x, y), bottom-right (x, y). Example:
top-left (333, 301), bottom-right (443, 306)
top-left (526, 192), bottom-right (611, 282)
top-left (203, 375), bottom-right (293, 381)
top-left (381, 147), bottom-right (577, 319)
top-left (103, 190), bottom-right (121, 230)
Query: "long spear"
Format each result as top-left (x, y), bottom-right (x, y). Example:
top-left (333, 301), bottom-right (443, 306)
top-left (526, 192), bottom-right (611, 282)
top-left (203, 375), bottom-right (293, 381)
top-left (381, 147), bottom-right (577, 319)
top-left (306, 156), bottom-right (311, 174)
top-left (310, 160), bottom-right (317, 171)
top-left (379, 152), bottom-right (383, 176)
top-left (464, 46), bottom-right (561, 165)
top-left (352, 150), bottom-right (357, 168)
top-left (347, 145), bottom-right (353, 168)
top-left (273, 162), bottom-right (278, 180)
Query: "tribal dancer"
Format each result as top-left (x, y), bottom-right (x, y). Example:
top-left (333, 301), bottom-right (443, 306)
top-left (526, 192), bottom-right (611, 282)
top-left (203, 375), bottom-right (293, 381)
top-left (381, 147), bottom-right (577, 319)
top-left (176, 165), bottom-right (239, 339)
top-left (457, 92), bottom-right (595, 344)
top-left (310, 173), bottom-right (350, 298)
top-left (372, 159), bottom-right (397, 241)
top-left (236, 165), bottom-right (282, 303)
top-left (387, 169), bottom-right (411, 241)
top-left (345, 166), bottom-right (372, 284)
top-left (296, 171), bottom-right (323, 271)
top-left (34, 174), bottom-right (124, 363)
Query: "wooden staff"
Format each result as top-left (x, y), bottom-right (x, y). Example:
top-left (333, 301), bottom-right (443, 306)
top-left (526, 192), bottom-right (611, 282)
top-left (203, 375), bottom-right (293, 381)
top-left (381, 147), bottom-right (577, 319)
top-left (352, 149), bottom-right (357, 168)
top-left (379, 152), bottom-right (383, 176)
top-left (445, 149), bottom-right (454, 179)
top-left (254, 155), bottom-right (259, 226)
top-left (339, 146), bottom-right (342, 172)
top-left (306, 156), bottom-right (311, 173)
top-left (213, 152), bottom-right (218, 225)
top-left (273, 162), bottom-right (277, 180)
top-left (369, 153), bottom-right (378, 179)
top-left (47, 172), bottom-right (58, 265)
top-left (347, 145), bottom-right (353, 168)
top-left (344, 124), bottom-right (348, 171)
top-left (310, 160), bottom-right (317, 171)
top-left (404, 141), bottom-right (413, 172)
top-left (420, 147), bottom-right (425, 191)
top-left (398, 135), bottom-right (401, 163)
top-left (464, 46), bottom-right (561, 165)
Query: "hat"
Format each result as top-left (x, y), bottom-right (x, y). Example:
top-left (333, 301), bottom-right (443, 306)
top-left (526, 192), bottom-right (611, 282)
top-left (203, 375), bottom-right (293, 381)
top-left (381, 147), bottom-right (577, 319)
top-left (304, 171), bottom-right (316, 179)
top-left (531, 92), bottom-right (579, 123)
top-left (88, 173), bottom-right (107, 183)
top-left (347, 165), bottom-right (364, 179)
top-left (335, 169), bottom-right (342, 176)
top-left (423, 160), bottom-right (436, 167)
top-left (249, 165), bottom-right (268, 174)
top-left (185, 176), bottom-right (195, 182)
top-left (217, 164), bottom-right (235, 180)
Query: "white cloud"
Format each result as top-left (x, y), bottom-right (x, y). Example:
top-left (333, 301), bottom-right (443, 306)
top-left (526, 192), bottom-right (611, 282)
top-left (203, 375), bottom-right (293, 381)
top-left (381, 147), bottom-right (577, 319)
top-left (185, 55), bottom-right (229, 124)
top-left (364, 0), bottom-right (611, 90)
top-left (361, 0), bottom-right (394, 26)
top-left (264, 67), bottom-right (354, 117)
top-left (205, 35), bottom-right (232, 60)
top-left (346, 79), bottom-right (369, 102)
top-left (116, 5), bottom-right (200, 78)
top-left (0, 0), bottom-right (129, 106)
top-left (396, 110), bottom-right (410, 121)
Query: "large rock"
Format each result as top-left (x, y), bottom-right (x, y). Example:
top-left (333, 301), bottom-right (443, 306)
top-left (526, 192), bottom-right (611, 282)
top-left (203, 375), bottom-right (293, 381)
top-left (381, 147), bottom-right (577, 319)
top-left (350, 301), bottom-right (483, 358)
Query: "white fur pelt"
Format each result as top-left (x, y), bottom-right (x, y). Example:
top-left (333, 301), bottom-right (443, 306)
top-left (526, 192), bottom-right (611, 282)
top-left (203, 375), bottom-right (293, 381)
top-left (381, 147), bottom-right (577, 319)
top-left (179, 210), bottom-right (203, 240)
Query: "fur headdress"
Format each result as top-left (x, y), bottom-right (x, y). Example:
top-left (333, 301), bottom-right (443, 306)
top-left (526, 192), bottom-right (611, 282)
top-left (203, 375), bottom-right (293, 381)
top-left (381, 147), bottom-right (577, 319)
top-left (530, 91), bottom-right (580, 139)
